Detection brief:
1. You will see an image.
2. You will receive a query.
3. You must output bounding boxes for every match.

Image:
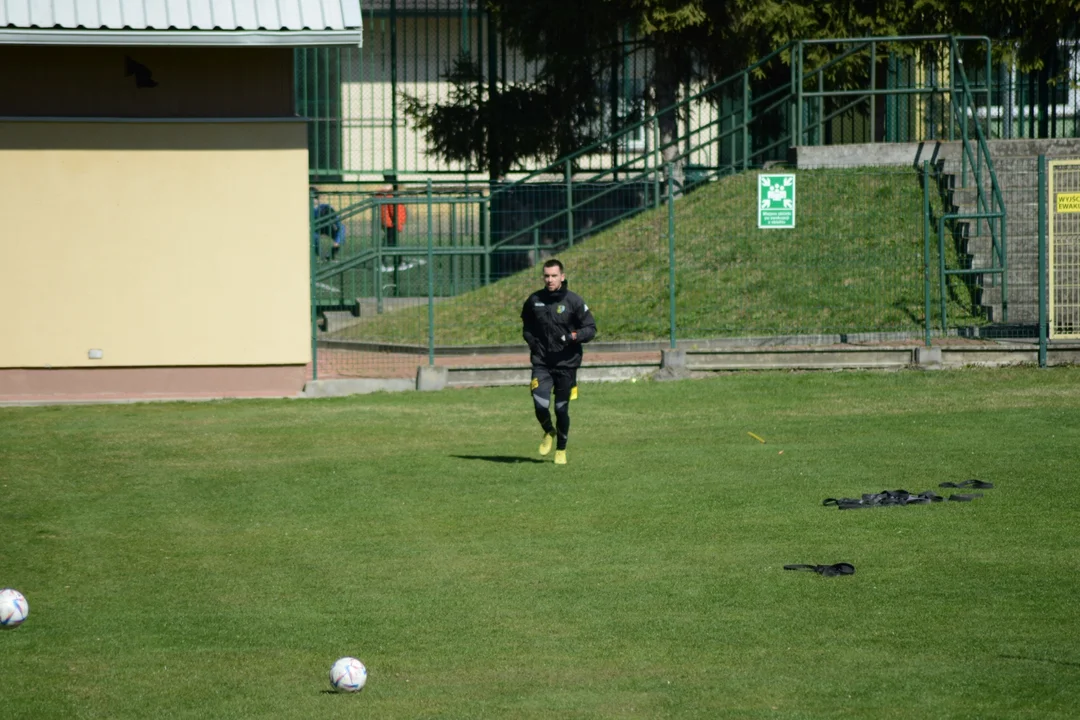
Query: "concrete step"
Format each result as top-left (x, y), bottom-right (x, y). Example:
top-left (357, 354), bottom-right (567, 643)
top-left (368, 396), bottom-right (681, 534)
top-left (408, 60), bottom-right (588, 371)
top-left (981, 285), bottom-right (1041, 303)
top-left (941, 163), bottom-right (1038, 183)
top-left (985, 138), bottom-right (1080, 157)
top-left (945, 207), bottom-right (1030, 226)
top-left (947, 180), bottom-right (1037, 200)
top-left (980, 298), bottom-right (1040, 324)
top-left (798, 137), bottom-right (1075, 336)
top-left (794, 138), bottom-right (1080, 172)
top-left (967, 157), bottom-right (1038, 173)
top-left (961, 243), bottom-right (1040, 264)
top-left (942, 182), bottom-right (1035, 206)
top-left (987, 308), bottom-right (1040, 325)
top-left (937, 138), bottom-right (1080, 159)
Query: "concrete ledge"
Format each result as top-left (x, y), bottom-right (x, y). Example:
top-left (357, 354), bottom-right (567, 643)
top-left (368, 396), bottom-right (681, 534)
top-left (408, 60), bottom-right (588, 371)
top-left (939, 348), bottom-right (1037, 367)
top-left (687, 349), bottom-right (915, 370)
top-left (307, 346), bottom-right (1080, 398)
top-left (579, 365), bottom-right (656, 382)
top-left (655, 348), bottom-right (692, 381)
top-left (1048, 349), bottom-right (1080, 365)
top-left (915, 347), bottom-right (943, 369)
top-left (794, 141), bottom-right (937, 169)
top-left (661, 349), bottom-right (687, 368)
top-left (446, 363), bottom-right (657, 388)
top-left (416, 365), bottom-right (449, 391)
top-left (318, 333), bottom-right (902, 355)
top-left (448, 367), bottom-right (530, 387)
top-left (302, 378), bottom-right (414, 398)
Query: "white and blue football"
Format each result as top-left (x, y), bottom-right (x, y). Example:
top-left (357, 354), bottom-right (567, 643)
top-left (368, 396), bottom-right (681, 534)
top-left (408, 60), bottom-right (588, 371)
top-left (329, 656), bottom-right (367, 692)
top-left (0, 588), bottom-right (28, 629)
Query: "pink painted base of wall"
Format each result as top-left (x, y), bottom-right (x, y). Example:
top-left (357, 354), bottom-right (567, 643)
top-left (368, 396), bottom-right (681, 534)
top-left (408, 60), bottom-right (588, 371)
top-left (0, 366), bottom-right (307, 403)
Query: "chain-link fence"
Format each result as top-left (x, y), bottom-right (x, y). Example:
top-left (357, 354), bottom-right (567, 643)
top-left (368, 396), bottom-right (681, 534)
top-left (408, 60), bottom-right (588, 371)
top-left (1050, 159), bottom-right (1080, 338)
top-left (306, 161), bottom-right (1078, 381)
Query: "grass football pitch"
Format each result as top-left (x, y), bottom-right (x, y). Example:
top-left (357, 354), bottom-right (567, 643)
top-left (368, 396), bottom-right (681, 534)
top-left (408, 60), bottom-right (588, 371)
top-left (2, 367), bottom-right (1079, 719)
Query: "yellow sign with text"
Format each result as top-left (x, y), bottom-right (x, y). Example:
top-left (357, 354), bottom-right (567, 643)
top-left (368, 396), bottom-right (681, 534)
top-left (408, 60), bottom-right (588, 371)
top-left (1057, 192), bottom-right (1080, 213)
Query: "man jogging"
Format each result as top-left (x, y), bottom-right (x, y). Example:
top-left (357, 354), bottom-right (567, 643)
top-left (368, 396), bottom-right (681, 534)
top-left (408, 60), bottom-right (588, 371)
top-left (521, 259), bottom-right (596, 465)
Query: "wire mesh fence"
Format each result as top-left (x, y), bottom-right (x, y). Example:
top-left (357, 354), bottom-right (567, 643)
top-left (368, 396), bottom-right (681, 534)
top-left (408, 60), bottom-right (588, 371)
top-left (309, 177), bottom-right (669, 379)
top-left (989, 156), bottom-right (1040, 333)
top-left (674, 168), bottom-right (933, 340)
top-left (307, 160), bottom-right (1073, 381)
top-left (1050, 160), bottom-right (1080, 338)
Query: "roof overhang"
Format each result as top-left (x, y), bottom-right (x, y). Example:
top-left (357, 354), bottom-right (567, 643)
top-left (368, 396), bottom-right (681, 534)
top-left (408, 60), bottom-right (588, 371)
top-left (0, 28), bottom-right (363, 46)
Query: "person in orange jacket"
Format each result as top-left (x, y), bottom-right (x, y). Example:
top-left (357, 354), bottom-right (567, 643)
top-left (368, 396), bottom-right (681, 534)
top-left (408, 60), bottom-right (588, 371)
top-left (378, 183), bottom-right (407, 280)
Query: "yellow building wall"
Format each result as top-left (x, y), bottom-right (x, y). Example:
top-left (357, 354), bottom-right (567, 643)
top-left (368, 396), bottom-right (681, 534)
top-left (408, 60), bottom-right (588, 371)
top-left (0, 121), bottom-right (311, 368)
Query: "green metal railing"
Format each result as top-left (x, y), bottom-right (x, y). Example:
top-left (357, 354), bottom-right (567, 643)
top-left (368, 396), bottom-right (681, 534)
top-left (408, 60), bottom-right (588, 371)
top-left (483, 41), bottom-right (798, 256)
top-left (925, 37), bottom-right (1008, 333)
top-left (793, 36), bottom-right (994, 146)
top-left (311, 188), bottom-right (490, 317)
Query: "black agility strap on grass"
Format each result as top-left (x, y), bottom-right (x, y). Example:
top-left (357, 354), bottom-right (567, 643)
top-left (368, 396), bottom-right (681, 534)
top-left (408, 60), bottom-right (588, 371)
top-left (784, 563), bottom-right (855, 577)
top-left (939, 479), bottom-right (994, 489)
top-left (823, 490), bottom-right (944, 509)
top-left (824, 484), bottom-right (993, 509)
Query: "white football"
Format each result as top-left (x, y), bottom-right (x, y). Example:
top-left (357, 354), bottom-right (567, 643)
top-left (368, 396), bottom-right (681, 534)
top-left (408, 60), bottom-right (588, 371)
top-left (329, 656), bottom-right (367, 692)
top-left (0, 588), bottom-right (29, 629)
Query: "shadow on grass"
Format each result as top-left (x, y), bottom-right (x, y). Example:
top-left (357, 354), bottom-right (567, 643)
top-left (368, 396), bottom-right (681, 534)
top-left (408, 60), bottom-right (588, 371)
top-left (452, 455), bottom-right (546, 464)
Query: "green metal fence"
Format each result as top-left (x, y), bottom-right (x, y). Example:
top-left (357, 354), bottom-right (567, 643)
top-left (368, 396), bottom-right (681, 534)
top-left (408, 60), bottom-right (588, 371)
top-left (309, 164), bottom-right (1031, 380)
top-left (305, 34), bottom-right (1072, 379)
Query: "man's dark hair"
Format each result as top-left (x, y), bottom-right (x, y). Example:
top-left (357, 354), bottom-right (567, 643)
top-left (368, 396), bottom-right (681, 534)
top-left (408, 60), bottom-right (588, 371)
top-left (543, 259), bottom-right (564, 272)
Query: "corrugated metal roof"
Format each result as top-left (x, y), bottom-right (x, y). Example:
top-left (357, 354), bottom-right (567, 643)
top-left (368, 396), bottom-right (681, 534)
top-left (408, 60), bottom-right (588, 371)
top-left (0, 0), bottom-right (363, 45)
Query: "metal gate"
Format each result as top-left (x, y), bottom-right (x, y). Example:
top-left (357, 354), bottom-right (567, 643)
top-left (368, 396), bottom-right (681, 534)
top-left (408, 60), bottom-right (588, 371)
top-left (1050, 160), bottom-right (1080, 338)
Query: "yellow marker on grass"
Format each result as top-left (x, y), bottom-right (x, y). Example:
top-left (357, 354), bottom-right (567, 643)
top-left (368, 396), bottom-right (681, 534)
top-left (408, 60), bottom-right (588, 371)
top-left (747, 432), bottom-right (766, 444)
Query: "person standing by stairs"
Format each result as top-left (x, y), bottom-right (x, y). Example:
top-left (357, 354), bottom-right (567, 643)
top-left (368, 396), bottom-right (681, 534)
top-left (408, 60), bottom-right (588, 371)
top-left (378, 178), bottom-right (408, 295)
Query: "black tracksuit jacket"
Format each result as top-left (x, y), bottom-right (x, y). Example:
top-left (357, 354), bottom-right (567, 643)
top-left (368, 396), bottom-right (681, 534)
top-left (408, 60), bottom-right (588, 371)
top-left (520, 283), bottom-right (597, 369)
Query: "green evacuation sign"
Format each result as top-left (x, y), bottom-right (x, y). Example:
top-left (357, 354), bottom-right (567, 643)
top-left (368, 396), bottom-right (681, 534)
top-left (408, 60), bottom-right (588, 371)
top-left (758, 174), bottom-right (796, 229)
